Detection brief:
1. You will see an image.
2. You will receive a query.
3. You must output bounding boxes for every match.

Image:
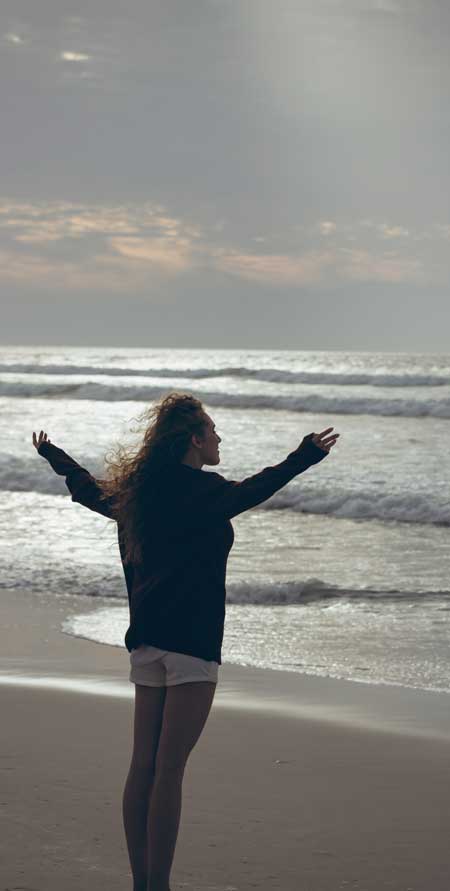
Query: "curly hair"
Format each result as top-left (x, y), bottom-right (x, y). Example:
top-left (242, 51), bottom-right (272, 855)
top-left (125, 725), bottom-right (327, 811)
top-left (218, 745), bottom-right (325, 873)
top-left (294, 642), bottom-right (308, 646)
top-left (98, 392), bottom-right (207, 566)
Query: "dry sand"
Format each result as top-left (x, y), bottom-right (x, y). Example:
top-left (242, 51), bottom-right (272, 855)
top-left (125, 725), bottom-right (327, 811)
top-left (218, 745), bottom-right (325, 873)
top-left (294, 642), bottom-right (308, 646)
top-left (1, 586), bottom-right (450, 891)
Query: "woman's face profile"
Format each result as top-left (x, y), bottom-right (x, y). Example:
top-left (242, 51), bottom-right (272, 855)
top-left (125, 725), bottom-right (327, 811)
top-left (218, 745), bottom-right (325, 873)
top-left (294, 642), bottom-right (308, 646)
top-left (198, 414), bottom-right (221, 466)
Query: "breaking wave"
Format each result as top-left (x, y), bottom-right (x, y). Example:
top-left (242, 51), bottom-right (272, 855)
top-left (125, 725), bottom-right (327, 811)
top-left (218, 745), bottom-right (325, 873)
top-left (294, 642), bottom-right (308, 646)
top-left (4, 461), bottom-right (450, 526)
top-left (1, 361), bottom-right (449, 387)
top-left (2, 379), bottom-right (450, 418)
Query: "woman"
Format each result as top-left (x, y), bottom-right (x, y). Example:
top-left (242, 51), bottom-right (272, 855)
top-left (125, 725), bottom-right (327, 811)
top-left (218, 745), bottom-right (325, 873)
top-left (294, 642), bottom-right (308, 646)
top-left (33, 392), bottom-right (339, 891)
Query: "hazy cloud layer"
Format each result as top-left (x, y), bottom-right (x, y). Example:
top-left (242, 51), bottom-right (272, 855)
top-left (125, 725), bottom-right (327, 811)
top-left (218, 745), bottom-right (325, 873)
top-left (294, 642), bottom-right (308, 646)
top-left (1, 0), bottom-right (450, 348)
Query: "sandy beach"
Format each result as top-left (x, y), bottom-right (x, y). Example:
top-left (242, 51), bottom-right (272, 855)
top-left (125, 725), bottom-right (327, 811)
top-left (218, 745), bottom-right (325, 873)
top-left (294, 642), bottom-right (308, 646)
top-left (1, 586), bottom-right (450, 891)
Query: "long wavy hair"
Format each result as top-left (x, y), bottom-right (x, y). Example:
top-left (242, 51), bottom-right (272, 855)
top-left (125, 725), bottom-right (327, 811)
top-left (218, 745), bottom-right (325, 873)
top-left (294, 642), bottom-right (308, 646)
top-left (98, 392), bottom-right (207, 566)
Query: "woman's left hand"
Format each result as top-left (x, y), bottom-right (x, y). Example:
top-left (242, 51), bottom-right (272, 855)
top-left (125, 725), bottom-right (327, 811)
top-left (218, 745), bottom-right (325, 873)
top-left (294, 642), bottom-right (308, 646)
top-left (311, 427), bottom-right (340, 453)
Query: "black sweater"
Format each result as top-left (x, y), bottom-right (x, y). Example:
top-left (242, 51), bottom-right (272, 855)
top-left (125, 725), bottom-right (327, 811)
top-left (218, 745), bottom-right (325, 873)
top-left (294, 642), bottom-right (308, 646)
top-left (38, 435), bottom-right (328, 664)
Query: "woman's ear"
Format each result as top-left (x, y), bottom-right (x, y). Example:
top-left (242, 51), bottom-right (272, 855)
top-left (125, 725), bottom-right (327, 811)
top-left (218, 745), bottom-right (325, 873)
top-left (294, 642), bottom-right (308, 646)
top-left (191, 433), bottom-right (203, 450)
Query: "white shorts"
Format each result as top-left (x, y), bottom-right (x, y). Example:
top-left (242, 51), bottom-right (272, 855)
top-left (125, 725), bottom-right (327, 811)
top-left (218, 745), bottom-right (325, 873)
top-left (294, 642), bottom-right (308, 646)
top-left (129, 644), bottom-right (219, 687)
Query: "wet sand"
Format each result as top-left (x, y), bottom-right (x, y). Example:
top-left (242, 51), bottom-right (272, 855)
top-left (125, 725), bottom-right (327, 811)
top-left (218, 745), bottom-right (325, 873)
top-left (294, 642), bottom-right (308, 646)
top-left (1, 586), bottom-right (450, 890)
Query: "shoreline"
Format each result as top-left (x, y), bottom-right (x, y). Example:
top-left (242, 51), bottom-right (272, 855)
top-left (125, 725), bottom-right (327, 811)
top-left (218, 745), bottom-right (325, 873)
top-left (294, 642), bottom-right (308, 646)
top-left (2, 586), bottom-right (450, 741)
top-left (2, 586), bottom-right (450, 890)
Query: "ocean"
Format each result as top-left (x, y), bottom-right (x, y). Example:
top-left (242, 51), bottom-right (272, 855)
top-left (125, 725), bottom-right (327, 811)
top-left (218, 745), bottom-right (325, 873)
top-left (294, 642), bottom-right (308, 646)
top-left (2, 344), bottom-right (450, 693)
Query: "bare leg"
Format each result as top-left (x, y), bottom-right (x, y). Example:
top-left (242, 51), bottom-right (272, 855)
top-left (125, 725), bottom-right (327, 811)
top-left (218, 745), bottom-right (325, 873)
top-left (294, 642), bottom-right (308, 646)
top-left (146, 681), bottom-right (216, 891)
top-left (146, 765), bottom-right (184, 891)
top-left (123, 684), bottom-right (166, 891)
top-left (122, 762), bottom-right (155, 891)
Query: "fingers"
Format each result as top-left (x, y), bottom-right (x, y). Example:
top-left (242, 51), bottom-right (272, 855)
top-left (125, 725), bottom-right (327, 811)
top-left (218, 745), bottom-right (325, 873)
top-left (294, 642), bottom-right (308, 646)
top-left (317, 428), bottom-right (339, 440)
top-left (316, 427), bottom-right (339, 441)
top-left (314, 436), bottom-right (339, 447)
top-left (32, 430), bottom-right (50, 448)
top-left (311, 427), bottom-right (340, 451)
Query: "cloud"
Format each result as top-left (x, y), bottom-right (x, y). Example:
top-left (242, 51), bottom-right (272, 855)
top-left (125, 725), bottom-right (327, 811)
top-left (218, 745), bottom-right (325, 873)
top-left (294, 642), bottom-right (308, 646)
top-left (14, 229), bottom-right (66, 244)
top-left (60, 51), bottom-right (90, 62)
top-left (358, 220), bottom-right (412, 239)
top-left (4, 33), bottom-right (24, 45)
top-left (338, 248), bottom-right (422, 283)
top-left (212, 248), bottom-right (335, 284)
top-left (0, 247), bottom-right (141, 291)
top-left (0, 199), bottom-right (444, 291)
top-left (0, 200), bottom-right (189, 243)
top-left (212, 244), bottom-right (422, 286)
top-left (377, 224), bottom-right (410, 239)
top-left (109, 236), bottom-right (194, 273)
top-left (318, 221), bottom-right (337, 236)
top-left (0, 199), bottom-right (203, 288)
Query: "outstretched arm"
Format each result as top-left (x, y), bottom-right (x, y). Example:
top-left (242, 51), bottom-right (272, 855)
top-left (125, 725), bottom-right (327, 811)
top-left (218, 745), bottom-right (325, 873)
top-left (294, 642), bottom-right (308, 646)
top-left (201, 430), bottom-right (335, 521)
top-left (33, 431), bottom-right (116, 520)
top-left (164, 428), bottom-right (339, 540)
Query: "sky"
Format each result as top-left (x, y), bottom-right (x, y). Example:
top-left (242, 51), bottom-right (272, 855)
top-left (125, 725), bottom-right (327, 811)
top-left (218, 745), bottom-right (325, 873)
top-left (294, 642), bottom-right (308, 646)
top-left (1, 0), bottom-right (450, 351)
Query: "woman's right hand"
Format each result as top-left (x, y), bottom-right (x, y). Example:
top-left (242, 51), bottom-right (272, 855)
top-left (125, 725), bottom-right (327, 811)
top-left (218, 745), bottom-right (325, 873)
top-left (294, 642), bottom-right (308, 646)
top-left (300, 427), bottom-right (340, 453)
top-left (32, 430), bottom-right (51, 451)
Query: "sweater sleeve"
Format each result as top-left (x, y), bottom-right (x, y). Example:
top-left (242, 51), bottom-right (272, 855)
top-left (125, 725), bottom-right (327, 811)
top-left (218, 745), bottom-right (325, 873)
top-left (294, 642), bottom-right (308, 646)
top-left (189, 433), bottom-right (328, 524)
top-left (37, 441), bottom-right (116, 520)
